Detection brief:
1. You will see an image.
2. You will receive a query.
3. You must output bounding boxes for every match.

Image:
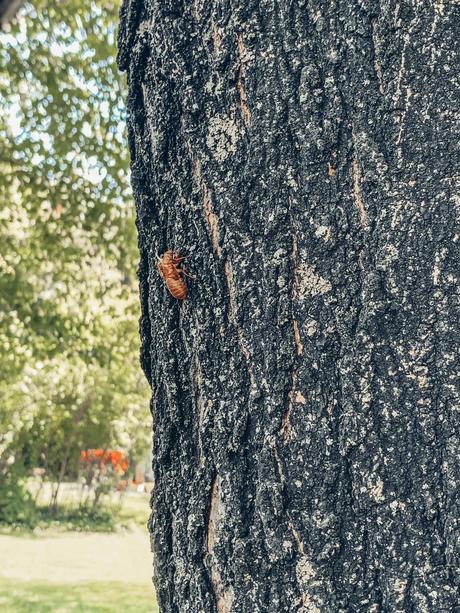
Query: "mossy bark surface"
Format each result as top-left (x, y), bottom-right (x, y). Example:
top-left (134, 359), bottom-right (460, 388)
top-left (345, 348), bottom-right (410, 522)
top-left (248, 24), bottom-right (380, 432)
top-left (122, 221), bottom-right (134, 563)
top-left (118, 1), bottom-right (460, 611)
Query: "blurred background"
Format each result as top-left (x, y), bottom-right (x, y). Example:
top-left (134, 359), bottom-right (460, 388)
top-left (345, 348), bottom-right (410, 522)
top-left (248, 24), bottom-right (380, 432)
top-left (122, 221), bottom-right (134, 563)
top-left (0, 1), bottom-right (156, 610)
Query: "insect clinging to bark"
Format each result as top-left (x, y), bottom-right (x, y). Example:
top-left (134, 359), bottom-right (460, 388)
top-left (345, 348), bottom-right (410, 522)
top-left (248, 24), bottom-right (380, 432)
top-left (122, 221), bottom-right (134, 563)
top-left (157, 250), bottom-right (190, 300)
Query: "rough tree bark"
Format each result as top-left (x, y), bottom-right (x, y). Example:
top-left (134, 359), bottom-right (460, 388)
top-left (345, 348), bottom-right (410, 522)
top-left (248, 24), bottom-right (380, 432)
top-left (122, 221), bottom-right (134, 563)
top-left (118, 1), bottom-right (460, 611)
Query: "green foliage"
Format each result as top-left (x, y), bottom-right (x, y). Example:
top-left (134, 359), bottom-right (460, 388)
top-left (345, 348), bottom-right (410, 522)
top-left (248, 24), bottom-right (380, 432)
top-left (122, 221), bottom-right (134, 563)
top-left (0, 486), bottom-right (150, 534)
top-left (0, 467), bottom-right (37, 526)
top-left (0, 503), bottom-right (115, 534)
top-left (0, 0), bottom-right (150, 520)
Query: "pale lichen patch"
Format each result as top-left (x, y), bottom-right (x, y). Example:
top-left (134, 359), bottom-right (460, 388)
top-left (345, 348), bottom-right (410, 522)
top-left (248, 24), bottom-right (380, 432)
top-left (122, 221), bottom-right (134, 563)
top-left (277, 276), bottom-right (286, 288)
top-left (306, 320), bottom-right (318, 337)
top-left (432, 248), bottom-right (447, 286)
top-left (377, 243), bottom-right (399, 270)
top-left (430, 0), bottom-right (445, 43)
top-left (296, 556), bottom-right (316, 585)
top-left (296, 557), bottom-right (321, 613)
top-left (137, 19), bottom-right (153, 37)
top-left (193, 0), bottom-right (201, 22)
top-left (390, 500), bottom-right (407, 513)
top-left (401, 344), bottom-right (431, 390)
top-left (296, 263), bottom-right (332, 299)
top-left (314, 225), bottom-right (331, 241)
top-left (206, 114), bottom-right (240, 162)
top-left (271, 248), bottom-right (286, 265)
top-left (392, 578), bottom-right (408, 607)
top-left (433, 261), bottom-right (441, 286)
top-left (295, 391), bottom-right (306, 404)
top-left (369, 478), bottom-right (385, 502)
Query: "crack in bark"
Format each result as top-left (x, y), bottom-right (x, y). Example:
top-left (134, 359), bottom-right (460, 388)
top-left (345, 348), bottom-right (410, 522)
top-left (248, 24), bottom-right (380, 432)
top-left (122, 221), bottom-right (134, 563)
top-left (293, 319), bottom-right (304, 356)
top-left (193, 351), bottom-right (205, 468)
top-left (281, 231), bottom-right (303, 441)
top-left (212, 21), bottom-right (223, 54)
top-left (280, 375), bottom-right (306, 442)
top-left (206, 474), bottom-right (221, 555)
top-left (271, 440), bottom-right (320, 611)
top-left (194, 158), bottom-right (221, 256)
top-left (371, 18), bottom-right (385, 95)
top-left (291, 233), bottom-right (302, 348)
top-left (206, 474), bottom-right (234, 613)
top-left (224, 258), bottom-right (254, 388)
top-left (236, 33), bottom-right (252, 126)
top-left (280, 370), bottom-right (297, 442)
top-left (351, 152), bottom-right (369, 229)
top-left (394, 3), bottom-right (422, 104)
top-left (395, 85), bottom-right (413, 148)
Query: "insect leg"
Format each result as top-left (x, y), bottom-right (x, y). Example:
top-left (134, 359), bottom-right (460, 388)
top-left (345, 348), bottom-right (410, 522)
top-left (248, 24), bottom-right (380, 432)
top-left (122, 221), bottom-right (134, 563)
top-left (178, 268), bottom-right (195, 280)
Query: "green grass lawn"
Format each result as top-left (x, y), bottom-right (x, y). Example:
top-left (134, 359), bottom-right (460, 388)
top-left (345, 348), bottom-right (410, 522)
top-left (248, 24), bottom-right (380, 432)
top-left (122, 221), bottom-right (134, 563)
top-left (0, 579), bottom-right (158, 612)
top-left (0, 485), bottom-right (158, 612)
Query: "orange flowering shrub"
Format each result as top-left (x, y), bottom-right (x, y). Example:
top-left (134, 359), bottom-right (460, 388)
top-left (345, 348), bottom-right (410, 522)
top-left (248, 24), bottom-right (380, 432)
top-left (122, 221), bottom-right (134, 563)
top-left (80, 448), bottom-right (129, 475)
top-left (79, 449), bottom-right (129, 507)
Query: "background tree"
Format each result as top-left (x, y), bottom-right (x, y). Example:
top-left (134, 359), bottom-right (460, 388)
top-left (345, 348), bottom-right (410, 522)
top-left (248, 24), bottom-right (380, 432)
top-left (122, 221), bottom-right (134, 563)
top-left (119, 1), bottom-right (460, 611)
top-left (0, 0), bottom-right (150, 521)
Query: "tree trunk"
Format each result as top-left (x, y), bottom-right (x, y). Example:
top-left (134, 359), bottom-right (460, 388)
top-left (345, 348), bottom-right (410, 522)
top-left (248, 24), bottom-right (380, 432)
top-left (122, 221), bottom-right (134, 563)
top-left (118, 2), bottom-right (460, 611)
top-left (49, 453), bottom-right (69, 513)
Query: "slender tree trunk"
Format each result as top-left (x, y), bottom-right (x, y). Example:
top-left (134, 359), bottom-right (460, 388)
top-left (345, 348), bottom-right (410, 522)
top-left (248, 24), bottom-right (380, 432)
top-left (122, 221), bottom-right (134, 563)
top-left (118, 2), bottom-right (460, 611)
top-left (49, 453), bottom-right (69, 513)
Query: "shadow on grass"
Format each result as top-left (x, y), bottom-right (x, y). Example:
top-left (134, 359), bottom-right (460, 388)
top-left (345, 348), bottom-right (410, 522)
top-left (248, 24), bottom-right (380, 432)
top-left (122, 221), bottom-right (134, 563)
top-left (0, 579), bottom-right (158, 613)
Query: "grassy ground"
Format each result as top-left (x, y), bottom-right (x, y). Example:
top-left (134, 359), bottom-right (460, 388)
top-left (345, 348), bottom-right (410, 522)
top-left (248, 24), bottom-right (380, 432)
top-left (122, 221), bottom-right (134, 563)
top-left (0, 579), bottom-right (158, 613)
top-left (0, 487), bottom-right (158, 612)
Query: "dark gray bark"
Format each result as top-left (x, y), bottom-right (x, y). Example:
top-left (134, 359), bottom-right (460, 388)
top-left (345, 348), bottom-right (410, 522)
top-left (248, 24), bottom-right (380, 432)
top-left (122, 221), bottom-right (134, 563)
top-left (118, 1), bottom-right (460, 611)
